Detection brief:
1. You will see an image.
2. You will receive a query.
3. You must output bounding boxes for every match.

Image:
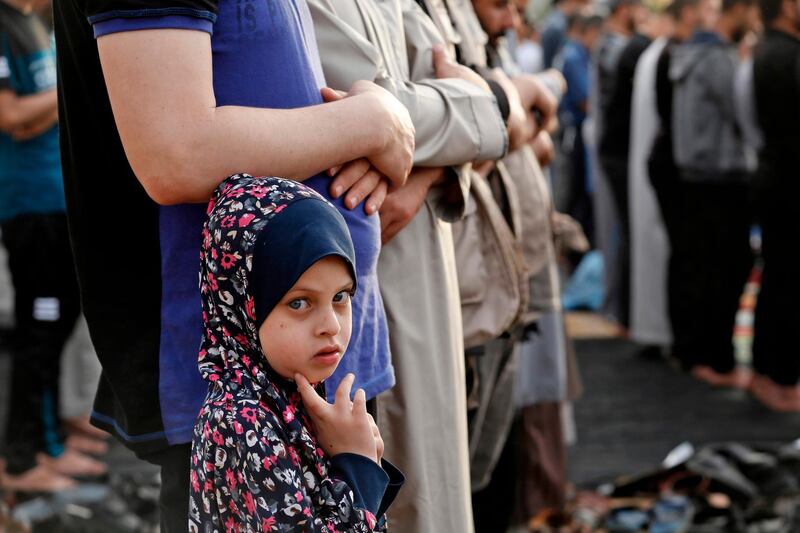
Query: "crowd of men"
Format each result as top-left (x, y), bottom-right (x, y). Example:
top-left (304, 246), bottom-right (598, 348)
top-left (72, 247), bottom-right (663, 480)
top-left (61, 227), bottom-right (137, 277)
top-left (543, 0), bottom-right (799, 412)
top-left (1, 0), bottom-right (798, 531)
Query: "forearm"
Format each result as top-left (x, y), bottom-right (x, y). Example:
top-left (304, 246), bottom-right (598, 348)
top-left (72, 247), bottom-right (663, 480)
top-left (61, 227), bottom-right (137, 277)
top-left (12, 108), bottom-right (58, 140)
top-left (97, 29), bottom-right (398, 206)
top-left (310, 0), bottom-right (504, 167)
top-left (0, 89), bottom-right (57, 132)
top-left (378, 77), bottom-right (506, 166)
top-left (124, 97), bottom-right (383, 205)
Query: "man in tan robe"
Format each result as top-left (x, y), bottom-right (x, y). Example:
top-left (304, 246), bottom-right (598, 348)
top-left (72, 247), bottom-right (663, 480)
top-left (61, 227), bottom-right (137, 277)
top-left (308, 1), bottom-right (508, 531)
top-left (422, 0), bottom-right (578, 527)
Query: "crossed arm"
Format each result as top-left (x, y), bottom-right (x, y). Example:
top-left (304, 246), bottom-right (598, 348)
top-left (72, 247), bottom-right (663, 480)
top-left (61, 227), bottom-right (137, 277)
top-left (96, 29), bottom-right (414, 205)
top-left (0, 88), bottom-right (58, 135)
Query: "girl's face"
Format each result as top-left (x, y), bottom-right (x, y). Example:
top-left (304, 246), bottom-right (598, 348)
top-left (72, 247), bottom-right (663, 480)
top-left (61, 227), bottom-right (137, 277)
top-left (258, 256), bottom-right (354, 383)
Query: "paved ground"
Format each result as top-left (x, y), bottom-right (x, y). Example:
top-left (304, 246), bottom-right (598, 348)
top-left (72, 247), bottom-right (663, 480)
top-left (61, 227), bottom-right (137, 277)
top-left (568, 338), bottom-right (800, 488)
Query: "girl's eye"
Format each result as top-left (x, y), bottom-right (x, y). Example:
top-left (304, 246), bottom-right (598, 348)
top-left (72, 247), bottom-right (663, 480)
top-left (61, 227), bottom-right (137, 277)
top-left (288, 299), bottom-right (309, 311)
top-left (333, 291), bottom-right (350, 304)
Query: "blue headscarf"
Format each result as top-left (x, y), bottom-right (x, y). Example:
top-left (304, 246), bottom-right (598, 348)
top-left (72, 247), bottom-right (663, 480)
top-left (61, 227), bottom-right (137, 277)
top-left (197, 173), bottom-right (356, 391)
top-left (251, 196), bottom-right (357, 328)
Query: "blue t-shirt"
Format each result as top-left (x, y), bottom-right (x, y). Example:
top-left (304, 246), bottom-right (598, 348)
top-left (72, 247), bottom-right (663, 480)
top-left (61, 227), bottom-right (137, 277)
top-left (0, 4), bottom-right (63, 223)
top-left (91, 0), bottom-right (393, 445)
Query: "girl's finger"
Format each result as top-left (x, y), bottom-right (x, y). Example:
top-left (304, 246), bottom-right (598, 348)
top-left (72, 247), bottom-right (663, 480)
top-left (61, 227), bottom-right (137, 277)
top-left (365, 179), bottom-right (389, 215)
top-left (343, 169), bottom-right (381, 210)
top-left (330, 158), bottom-right (370, 199)
top-left (353, 388), bottom-right (368, 416)
top-left (295, 373), bottom-right (329, 416)
top-left (335, 373), bottom-right (356, 408)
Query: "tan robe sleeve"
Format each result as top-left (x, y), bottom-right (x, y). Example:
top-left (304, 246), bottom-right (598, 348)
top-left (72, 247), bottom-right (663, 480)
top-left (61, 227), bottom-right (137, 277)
top-left (307, 0), bottom-right (507, 169)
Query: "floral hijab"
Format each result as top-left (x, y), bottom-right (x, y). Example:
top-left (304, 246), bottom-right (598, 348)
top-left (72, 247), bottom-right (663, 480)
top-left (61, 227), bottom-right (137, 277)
top-left (190, 174), bottom-right (380, 532)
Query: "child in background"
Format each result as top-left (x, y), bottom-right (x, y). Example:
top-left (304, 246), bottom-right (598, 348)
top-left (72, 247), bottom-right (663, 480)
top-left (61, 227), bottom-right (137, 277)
top-left (189, 175), bottom-right (403, 532)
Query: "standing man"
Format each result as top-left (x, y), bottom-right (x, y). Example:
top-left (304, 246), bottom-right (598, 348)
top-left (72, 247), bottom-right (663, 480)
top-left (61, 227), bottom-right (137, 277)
top-left (592, 0), bottom-right (641, 330)
top-left (669, 0), bottom-right (755, 387)
top-left (308, 1), bottom-right (508, 530)
top-left (0, 0), bottom-right (105, 494)
top-left (648, 0), bottom-right (708, 361)
top-left (599, 4), bottom-right (651, 332)
top-left (627, 2), bottom-right (689, 352)
top-left (751, 0), bottom-right (800, 411)
top-left (541, 0), bottom-right (591, 68)
top-left (466, 0), bottom-right (572, 529)
top-left (554, 13), bottom-right (603, 243)
top-left (53, 1), bottom-right (415, 530)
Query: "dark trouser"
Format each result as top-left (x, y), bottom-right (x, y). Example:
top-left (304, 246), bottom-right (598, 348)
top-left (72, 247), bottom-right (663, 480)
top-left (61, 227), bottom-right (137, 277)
top-left (670, 180), bottom-right (753, 373)
top-left (1, 213), bottom-right (80, 474)
top-left (142, 443), bottom-right (192, 533)
top-left (563, 125), bottom-right (594, 246)
top-left (517, 402), bottom-right (567, 519)
top-left (472, 404), bottom-right (567, 531)
top-left (600, 156), bottom-right (631, 328)
top-left (472, 415), bottom-right (519, 533)
top-left (650, 149), bottom-right (684, 359)
top-left (752, 177), bottom-right (800, 386)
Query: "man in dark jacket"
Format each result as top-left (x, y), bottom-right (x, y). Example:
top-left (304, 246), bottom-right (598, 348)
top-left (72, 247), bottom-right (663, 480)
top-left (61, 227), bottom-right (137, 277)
top-left (669, 0), bottom-right (755, 388)
top-left (648, 0), bottom-right (709, 375)
top-left (751, 0), bottom-right (800, 411)
top-left (592, 0), bottom-right (642, 328)
top-left (598, 8), bottom-right (651, 330)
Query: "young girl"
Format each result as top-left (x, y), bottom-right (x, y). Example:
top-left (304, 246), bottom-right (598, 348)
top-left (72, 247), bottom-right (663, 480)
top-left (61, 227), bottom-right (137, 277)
top-left (189, 174), bottom-right (403, 532)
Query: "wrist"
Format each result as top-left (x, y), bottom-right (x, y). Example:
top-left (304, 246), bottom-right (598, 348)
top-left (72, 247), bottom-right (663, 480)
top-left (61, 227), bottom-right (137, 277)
top-left (355, 93), bottom-right (390, 157)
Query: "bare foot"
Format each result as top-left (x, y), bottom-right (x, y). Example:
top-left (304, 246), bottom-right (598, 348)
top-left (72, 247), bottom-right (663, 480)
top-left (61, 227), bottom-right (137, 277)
top-left (691, 366), bottom-right (752, 390)
top-left (37, 449), bottom-right (107, 478)
top-left (751, 374), bottom-right (800, 412)
top-left (65, 415), bottom-right (110, 440)
top-left (65, 434), bottom-right (109, 456)
top-left (0, 463), bottom-right (76, 493)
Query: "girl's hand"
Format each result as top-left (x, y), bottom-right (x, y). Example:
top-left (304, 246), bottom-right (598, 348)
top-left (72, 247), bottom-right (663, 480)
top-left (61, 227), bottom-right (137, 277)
top-left (295, 373), bottom-right (378, 463)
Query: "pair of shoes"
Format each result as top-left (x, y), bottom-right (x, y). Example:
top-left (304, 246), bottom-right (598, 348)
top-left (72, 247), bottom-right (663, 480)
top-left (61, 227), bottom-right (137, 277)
top-left (750, 374), bottom-right (800, 412)
top-left (691, 366), bottom-right (752, 390)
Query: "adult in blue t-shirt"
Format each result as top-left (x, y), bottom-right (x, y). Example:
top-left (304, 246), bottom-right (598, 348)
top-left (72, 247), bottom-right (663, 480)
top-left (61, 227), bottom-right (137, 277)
top-left (54, 0), bottom-right (414, 530)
